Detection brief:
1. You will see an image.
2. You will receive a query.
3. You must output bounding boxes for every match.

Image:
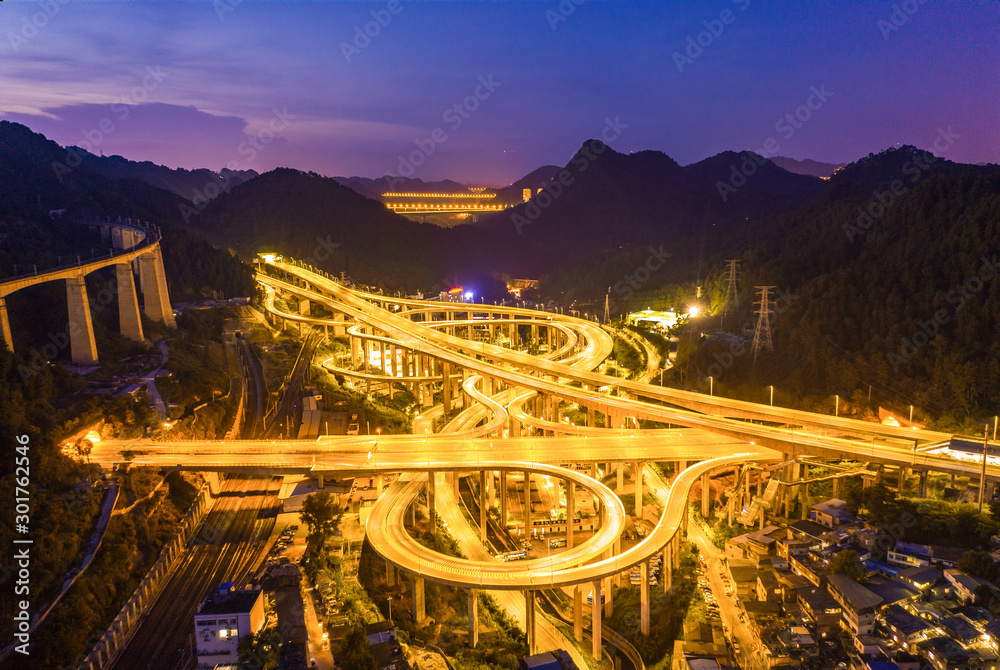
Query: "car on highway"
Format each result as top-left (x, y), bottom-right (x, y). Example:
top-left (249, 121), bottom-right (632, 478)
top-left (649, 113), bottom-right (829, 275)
top-left (346, 423), bottom-right (360, 435)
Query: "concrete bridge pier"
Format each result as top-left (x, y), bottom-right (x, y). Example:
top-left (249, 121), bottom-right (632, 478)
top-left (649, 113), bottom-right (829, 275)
top-left (640, 560), bottom-right (650, 636)
top-left (411, 574), bottom-right (425, 622)
top-left (116, 263), bottom-right (144, 342)
top-left (468, 589), bottom-right (479, 648)
top-left (617, 462), bottom-right (624, 492)
top-left (567, 479), bottom-right (576, 549)
top-left (701, 472), bottom-right (711, 519)
top-left (500, 471), bottom-right (508, 527)
top-left (634, 461), bottom-right (644, 518)
top-left (591, 579), bottom-right (602, 660)
top-left (0, 298), bottom-right (13, 353)
top-left (524, 471), bottom-right (531, 535)
top-left (428, 471), bottom-right (437, 533)
top-left (66, 276), bottom-right (99, 364)
top-left (139, 248), bottom-right (176, 328)
top-left (479, 470), bottom-right (488, 542)
top-left (573, 585), bottom-right (583, 642)
top-left (663, 542), bottom-right (672, 593)
top-left (919, 470), bottom-right (928, 498)
top-left (525, 590), bottom-right (537, 655)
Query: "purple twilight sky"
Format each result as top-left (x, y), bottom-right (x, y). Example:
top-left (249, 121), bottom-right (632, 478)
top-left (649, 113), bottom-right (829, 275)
top-left (1, 0), bottom-right (996, 185)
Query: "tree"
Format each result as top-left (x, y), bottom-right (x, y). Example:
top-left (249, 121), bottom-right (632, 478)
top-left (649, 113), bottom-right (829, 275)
top-left (827, 549), bottom-right (866, 581)
top-left (337, 625), bottom-right (377, 670)
top-left (299, 491), bottom-right (343, 544)
top-left (958, 550), bottom-right (999, 583)
top-left (237, 629), bottom-right (280, 669)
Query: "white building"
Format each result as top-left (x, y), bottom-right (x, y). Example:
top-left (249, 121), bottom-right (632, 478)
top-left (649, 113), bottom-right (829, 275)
top-left (194, 583), bottom-right (265, 668)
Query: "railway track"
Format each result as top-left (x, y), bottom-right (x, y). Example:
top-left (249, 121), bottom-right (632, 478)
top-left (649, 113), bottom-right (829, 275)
top-left (107, 476), bottom-right (280, 670)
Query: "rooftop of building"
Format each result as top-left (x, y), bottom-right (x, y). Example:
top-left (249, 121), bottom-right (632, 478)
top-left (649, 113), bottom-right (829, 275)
top-left (895, 565), bottom-right (942, 588)
top-left (790, 519), bottom-right (832, 539)
top-left (864, 575), bottom-right (919, 606)
top-left (881, 604), bottom-right (932, 636)
top-left (196, 584), bottom-right (262, 617)
top-left (828, 574), bottom-right (884, 611)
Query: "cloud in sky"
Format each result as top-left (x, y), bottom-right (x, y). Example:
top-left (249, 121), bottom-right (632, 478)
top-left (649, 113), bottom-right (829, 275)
top-left (1, 1), bottom-right (996, 184)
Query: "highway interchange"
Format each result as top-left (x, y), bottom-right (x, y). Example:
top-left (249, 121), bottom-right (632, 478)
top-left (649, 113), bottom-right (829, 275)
top-left (86, 256), bottom-right (995, 667)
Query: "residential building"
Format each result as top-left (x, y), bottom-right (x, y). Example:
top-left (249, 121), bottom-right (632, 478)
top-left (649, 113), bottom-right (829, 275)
top-left (827, 574), bottom-right (884, 635)
top-left (896, 565), bottom-right (942, 593)
top-left (365, 621), bottom-right (412, 670)
top-left (880, 604), bottom-right (935, 651)
top-left (944, 569), bottom-right (990, 605)
top-left (194, 583), bottom-right (265, 669)
top-left (811, 498), bottom-right (853, 528)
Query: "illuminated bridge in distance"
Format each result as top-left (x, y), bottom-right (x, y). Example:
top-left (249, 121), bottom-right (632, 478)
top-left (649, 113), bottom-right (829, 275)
top-left (382, 191), bottom-right (511, 220)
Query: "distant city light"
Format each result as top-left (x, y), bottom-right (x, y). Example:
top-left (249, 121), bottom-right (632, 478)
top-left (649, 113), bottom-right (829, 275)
top-left (687, 305), bottom-right (700, 317)
top-left (464, 291), bottom-right (474, 300)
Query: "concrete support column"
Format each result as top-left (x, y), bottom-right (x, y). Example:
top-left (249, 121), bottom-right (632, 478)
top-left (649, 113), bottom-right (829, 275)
top-left (523, 470), bottom-right (531, 535)
top-left (411, 575), bottom-right (425, 622)
top-left (468, 589), bottom-right (479, 648)
top-left (375, 474), bottom-right (383, 498)
top-left (299, 298), bottom-right (311, 315)
top-left (617, 462), bottom-right (624, 492)
top-left (919, 471), bottom-right (928, 498)
top-left (634, 461), bottom-right (644, 519)
top-left (428, 472), bottom-right (437, 533)
top-left (567, 480), bottom-right (576, 549)
top-left (574, 585), bottom-right (583, 642)
top-left (701, 472), bottom-right (711, 519)
top-left (488, 471), bottom-right (496, 509)
top-left (115, 263), bottom-right (144, 341)
top-left (0, 298), bottom-right (13, 353)
top-left (479, 470), bottom-right (488, 543)
top-left (499, 471), bottom-right (508, 528)
top-left (525, 590), bottom-right (537, 655)
top-left (591, 579), bottom-right (602, 660)
top-left (66, 276), bottom-right (99, 365)
top-left (640, 561), bottom-right (650, 636)
top-left (386, 561), bottom-right (395, 585)
top-left (587, 405), bottom-right (596, 428)
top-left (139, 249), bottom-right (176, 327)
top-left (442, 362), bottom-right (452, 414)
top-left (832, 475), bottom-right (841, 499)
top-left (664, 544), bottom-right (672, 592)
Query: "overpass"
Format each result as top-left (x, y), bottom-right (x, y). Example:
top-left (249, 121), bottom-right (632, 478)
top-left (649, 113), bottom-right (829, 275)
top-left (80, 256), bottom-right (987, 664)
top-left (0, 216), bottom-right (175, 364)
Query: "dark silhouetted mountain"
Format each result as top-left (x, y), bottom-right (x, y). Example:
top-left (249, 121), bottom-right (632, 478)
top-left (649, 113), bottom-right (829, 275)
top-left (0, 121), bottom-right (256, 299)
top-left (474, 141), bottom-right (823, 257)
top-left (493, 165), bottom-right (563, 203)
top-left (72, 148), bottom-right (259, 202)
top-left (194, 168), bottom-right (549, 294)
top-left (769, 156), bottom-right (845, 179)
